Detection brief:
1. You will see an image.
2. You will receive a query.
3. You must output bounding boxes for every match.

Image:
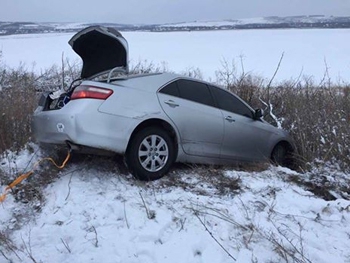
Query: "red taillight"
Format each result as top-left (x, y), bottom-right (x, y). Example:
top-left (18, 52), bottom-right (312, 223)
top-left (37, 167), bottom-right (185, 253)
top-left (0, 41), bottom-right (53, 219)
top-left (71, 85), bottom-right (113, 100)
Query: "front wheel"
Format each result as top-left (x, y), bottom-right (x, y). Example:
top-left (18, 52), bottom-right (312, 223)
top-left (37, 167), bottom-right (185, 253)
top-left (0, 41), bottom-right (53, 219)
top-left (126, 127), bottom-right (175, 181)
top-left (271, 143), bottom-right (293, 168)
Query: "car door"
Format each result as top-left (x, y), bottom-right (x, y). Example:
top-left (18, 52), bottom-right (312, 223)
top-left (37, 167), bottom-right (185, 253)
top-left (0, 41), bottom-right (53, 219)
top-left (209, 85), bottom-right (273, 162)
top-left (157, 79), bottom-right (224, 158)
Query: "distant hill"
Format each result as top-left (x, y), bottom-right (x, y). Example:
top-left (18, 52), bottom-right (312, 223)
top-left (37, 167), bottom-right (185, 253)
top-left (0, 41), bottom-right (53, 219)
top-left (1, 15), bottom-right (350, 36)
top-left (156, 15), bottom-right (350, 31)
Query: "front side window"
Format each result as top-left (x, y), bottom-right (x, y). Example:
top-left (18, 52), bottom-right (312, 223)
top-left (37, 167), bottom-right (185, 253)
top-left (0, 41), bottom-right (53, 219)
top-left (210, 86), bottom-right (253, 118)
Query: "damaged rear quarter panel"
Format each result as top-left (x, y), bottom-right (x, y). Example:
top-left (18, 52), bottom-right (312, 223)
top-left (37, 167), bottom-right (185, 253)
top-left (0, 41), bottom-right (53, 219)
top-left (97, 82), bottom-right (165, 120)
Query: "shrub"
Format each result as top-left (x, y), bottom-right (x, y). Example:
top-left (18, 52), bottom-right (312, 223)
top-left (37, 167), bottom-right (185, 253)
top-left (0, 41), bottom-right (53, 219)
top-left (0, 55), bottom-right (349, 171)
top-left (0, 57), bottom-right (80, 154)
top-left (0, 64), bottom-right (37, 153)
top-left (216, 62), bottom-right (350, 170)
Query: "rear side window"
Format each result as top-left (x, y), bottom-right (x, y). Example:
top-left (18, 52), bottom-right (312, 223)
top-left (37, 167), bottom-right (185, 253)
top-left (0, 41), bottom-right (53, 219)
top-left (159, 79), bottom-right (215, 107)
top-left (177, 79), bottom-right (214, 107)
top-left (210, 86), bottom-right (253, 118)
top-left (159, 81), bottom-right (180, 97)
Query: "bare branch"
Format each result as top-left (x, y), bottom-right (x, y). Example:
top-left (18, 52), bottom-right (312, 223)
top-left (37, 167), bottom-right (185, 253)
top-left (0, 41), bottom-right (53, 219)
top-left (91, 226), bottom-right (99, 248)
top-left (85, 226), bottom-right (99, 248)
top-left (20, 231), bottom-right (38, 263)
top-left (194, 212), bottom-right (236, 262)
top-left (65, 173), bottom-right (73, 201)
top-left (267, 52), bottom-right (285, 89)
top-left (139, 191), bottom-right (155, 219)
top-left (60, 238), bottom-right (71, 253)
top-left (178, 218), bottom-right (186, 232)
top-left (0, 249), bottom-right (9, 261)
top-left (123, 202), bottom-right (130, 229)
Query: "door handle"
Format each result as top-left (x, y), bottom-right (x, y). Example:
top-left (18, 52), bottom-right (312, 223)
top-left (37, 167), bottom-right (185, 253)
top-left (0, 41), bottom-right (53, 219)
top-left (225, 116), bottom-right (235, 123)
top-left (164, 100), bottom-right (179, 108)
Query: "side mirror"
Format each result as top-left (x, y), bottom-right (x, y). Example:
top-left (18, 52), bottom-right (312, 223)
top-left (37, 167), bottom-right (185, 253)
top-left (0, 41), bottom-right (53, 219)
top-left (254, 109), bottom-right (264, 120)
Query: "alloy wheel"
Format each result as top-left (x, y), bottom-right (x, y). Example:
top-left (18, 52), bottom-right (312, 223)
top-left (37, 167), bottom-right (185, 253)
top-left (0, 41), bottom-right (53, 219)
top-left (138, 134), bottom-right (169, 172)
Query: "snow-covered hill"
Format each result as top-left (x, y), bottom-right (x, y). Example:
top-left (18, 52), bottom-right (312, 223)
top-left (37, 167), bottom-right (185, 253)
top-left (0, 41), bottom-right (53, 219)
top-left (158, 15), bottom-right (349, 28)
top-left (1, 15), bottom-right (350, 36)
top-left (0, 145), bottom-right (349, 262)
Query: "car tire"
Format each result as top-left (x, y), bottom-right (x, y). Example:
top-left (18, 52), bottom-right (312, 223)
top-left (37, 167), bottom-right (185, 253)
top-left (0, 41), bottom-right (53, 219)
top-left (271, 143), bottom-right (288, 166)
top-left (126, 127), bottom-right (175, 181)
top-left (271, 143), bottom-right (292, 167)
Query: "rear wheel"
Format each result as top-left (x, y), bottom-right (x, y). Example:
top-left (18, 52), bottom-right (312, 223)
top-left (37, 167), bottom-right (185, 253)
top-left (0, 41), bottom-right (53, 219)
top-left (126, 127), bottom-right (175, 180)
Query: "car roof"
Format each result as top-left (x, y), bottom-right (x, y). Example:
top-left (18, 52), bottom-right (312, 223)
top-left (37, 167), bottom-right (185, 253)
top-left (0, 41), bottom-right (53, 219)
top-left (109, 72), bottom-right (180, 92)
top-left (111, 72), bottom-right (256, 112)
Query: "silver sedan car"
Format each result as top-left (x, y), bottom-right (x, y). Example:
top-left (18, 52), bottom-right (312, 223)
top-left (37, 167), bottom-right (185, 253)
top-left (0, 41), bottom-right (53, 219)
top-left (32, 26), bottom-right (294, 180)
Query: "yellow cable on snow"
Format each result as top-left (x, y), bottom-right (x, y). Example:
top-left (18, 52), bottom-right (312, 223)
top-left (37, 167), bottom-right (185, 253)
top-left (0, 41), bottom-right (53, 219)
top-left (0, 150), bottom-right (71, 203)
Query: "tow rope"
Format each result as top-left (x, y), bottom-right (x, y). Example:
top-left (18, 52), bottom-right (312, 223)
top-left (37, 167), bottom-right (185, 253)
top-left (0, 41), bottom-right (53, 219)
top-left (0, 150), bottom-right (71, 203)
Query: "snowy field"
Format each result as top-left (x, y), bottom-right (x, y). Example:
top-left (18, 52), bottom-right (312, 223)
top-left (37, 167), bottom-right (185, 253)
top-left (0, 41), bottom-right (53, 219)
top-left (0, 29), bottom-right (350, 84)
top-left (0, 29), bottom-right (350, 262)
top-left (0, 145), bottom-right (350, 263)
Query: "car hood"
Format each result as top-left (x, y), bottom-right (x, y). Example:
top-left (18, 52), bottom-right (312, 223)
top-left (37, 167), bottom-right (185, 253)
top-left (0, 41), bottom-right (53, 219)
top-left (69, 26), bottom-right (128, 79)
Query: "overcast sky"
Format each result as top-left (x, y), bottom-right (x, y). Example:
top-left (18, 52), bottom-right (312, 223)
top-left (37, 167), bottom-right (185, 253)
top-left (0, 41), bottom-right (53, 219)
top-left (0, 0), bottom-right (349, 24)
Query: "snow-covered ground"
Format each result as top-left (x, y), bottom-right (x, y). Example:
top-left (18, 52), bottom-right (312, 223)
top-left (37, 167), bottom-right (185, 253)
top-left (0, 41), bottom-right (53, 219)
top-left (0, 29), bottom-right (349, 84)
top-left (1, 28), bottom-right (350, 262)
top-left (0, 146), bottom-right (349, 263)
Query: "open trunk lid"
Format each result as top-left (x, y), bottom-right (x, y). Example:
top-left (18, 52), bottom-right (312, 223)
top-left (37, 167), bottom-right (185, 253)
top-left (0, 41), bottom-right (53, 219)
top-left (69, 26), bottom-right (129, 79)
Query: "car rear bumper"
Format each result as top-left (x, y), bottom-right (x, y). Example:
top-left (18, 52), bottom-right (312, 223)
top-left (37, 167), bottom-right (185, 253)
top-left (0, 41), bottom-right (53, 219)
top-left (32, 99), bottom-right (137, 154)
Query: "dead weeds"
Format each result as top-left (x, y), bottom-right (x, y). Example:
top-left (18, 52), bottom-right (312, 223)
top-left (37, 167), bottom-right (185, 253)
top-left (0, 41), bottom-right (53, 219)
top-left (286, 169), bottom-right (350, 201)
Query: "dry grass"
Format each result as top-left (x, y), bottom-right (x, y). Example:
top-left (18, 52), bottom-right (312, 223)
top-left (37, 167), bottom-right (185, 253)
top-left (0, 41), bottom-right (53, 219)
top-left (0, 65), bottom-right (37, 153)
top-left (152, 163), bottom-right (243, 197)
top-left (0, 230), bottom-right (21, 261)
